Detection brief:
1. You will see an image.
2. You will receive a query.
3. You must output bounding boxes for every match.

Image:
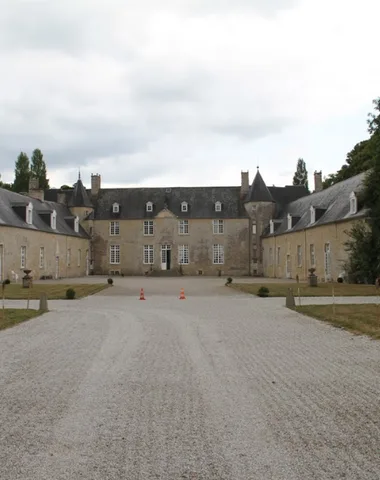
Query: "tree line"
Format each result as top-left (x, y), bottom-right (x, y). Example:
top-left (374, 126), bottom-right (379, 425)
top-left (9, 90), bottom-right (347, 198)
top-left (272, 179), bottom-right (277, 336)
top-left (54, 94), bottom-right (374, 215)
top-left (0, 149), bottom-right (49, 193)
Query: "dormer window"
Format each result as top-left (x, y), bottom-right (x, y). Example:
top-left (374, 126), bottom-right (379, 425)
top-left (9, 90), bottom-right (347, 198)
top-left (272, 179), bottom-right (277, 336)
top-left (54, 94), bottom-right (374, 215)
top-left (51, 210), bottom-right (57, 230)
top-left (287, 213), bottom-right (292, 230)
top-left (26, 202), bottom-right (33, 225)
top-left (146, 201), bottom-right (153, 212)
top-left (112, 202), bottom-right (120, 213)
top-left (74, 216), bottom-right (79, 233)
top-left (269, 219), bottom-right (274, 234)
top-left (181, 202), bottom-right (188, 212)
top-left (310, 206), bottom-right (316, 224)
top-left (215, 201), bottom-right (222, 212)
top-left (349, 192), bottom-right (357, 214)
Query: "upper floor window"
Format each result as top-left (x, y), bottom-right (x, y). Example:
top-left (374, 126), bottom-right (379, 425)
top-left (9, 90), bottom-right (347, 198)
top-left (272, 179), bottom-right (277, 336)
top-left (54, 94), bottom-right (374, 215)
top-left (178, 220), bottom-right (189, 235)
top-left (181, 202), bottom-right (188, 212)
top-left (349, 192), bottom-right (357, 214)
top-left (146, 201), bottom-right (153, 212)
top-left (110, 221), bottom-right (120, 235)
top-left (212, 219), bottom-right (224, 234)
top-left (74, 216), bottom-right (79, 233)
top-left (51, 210), bottom-right (57, 230)
top-left (215, 201), bottom-right (222, 212)
top-left (310, 206), bottom-right (316, 224)
top-left (269, 219), bottom-right (274, 234)
top-left (287, 213), bottom-right (292, 230)
top-left (112, 202), bottom-right (120, 213)
top-left (143, 220), bottom-right (154, 236)
top-left (26, 202), bottom-right (33, 225)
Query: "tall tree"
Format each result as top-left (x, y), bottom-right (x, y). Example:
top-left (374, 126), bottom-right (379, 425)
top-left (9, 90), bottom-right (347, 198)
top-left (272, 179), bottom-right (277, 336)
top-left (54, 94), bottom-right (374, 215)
top-left (13, 152), bottom-right (30, 193)
top-left (30, 148), bottom-right (49, 189)
top-left (0, 174), bottom-right (13, 191)
top-left (292, 158), bottom-right (309, 191)
top-left (345, 98), bottom-right (380, 283)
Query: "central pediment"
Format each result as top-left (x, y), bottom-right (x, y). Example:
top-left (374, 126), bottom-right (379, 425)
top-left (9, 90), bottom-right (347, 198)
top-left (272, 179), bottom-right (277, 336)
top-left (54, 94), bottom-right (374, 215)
top-left (155, 208), bottom-right (177, 219)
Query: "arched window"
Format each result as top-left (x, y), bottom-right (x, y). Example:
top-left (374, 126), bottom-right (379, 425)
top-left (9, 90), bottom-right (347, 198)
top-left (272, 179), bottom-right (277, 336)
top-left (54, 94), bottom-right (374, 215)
top-left (181, 202), bottom-right (188, 212)
top-left (146, 201), bottom-right (153, 212)
top-left (112, 202), bottom-right (120, 213)
top-left (215, 201), bottom-right (222, 212)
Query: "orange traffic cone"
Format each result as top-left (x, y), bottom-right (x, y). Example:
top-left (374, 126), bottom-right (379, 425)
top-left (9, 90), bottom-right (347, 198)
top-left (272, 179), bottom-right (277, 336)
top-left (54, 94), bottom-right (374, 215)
top-left (139, 288), bottom-right (146, 300)
top-left (179, 288), bottom-right (186, 300)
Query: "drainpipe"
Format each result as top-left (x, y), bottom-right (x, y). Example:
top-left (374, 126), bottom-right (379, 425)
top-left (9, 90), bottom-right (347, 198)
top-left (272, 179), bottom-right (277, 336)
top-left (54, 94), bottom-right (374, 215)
top-left (274, 234), bottom-right (276, 278)
top-left (304, 228), bottom-right (307, 281)
top-left (248, 218), bottom-right (252, 276)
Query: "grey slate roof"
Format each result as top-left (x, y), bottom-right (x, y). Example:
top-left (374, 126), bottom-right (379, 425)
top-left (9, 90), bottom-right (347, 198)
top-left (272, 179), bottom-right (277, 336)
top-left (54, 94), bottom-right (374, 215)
top-left (67, 179), bottom-right (93, 208)
top-left (93, 187), bottom-right (249, 220)
top-left (263, 172), bottom-right (367, 237)
top-left (245, 170), bottom-right (274, 203)
top-left (0, 188), bottom-right (89, 238)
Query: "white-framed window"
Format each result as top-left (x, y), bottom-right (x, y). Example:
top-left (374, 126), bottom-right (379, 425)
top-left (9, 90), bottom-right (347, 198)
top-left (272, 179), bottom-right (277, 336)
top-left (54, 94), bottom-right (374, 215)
top-left (51, 210), bottom-right (57, 230)
top-left (297, 245), bottom-right (302, 267)
top-left (212, 219), bottom-right (224, 234)
top-left (269, 219), bottom-right (274, 234)
top-left (67, 248), bottom-right (71, 266)
top-left (143, 245), bottom-right (154, 264)
top-left (178, 220), bottom-right (189, 235)
top-left (112, 202), bottom-right (120, 213)
top-left (269, 247), bottom-right (273, 265)
top-left (213, 244), bottom-right (224, 264)
top-left (143, 220), bottom-right (154, 235)
top-left (110, 244), bottom-right (120, 264)
top-left (181, 202), bottom-right (188, 212)
top-left (78, 249), bottom-right (81, 267)
top-left (252, 223), bottom-right (257, 235)
top-left (178, 245), bottom-right (189, 264)
top-left (310, 244), bottom-right (315, 267)
top-left (20, 246), bottom-right (26, 269)
top-left (287, 213), bottom-right (292, 230)
top-left (310, 206), bottom-right (316, 224)
top-left (74, 216), bottom-right (79, 233)
top-left (324, 242), bottom-right (331, 277)
top-left (39, 247), bottom-right (44, 269)
top-left (215, 201), bottom-right (222, 212)
top-left (26, 202), bottom-right (33, 225)
top-left (109, 221), bottom-right (120, 235)
top-left (349, 192), bottom-right (357, 214)
top-left (277, 247), bottom-right (281, 265)
top-left (146, 201), bottom-right (153, 212)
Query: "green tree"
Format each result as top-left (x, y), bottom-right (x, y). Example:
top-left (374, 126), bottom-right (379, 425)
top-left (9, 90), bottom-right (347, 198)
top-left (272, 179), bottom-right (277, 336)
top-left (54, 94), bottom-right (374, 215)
top-left (13, 152), bottom-right (30, 193)
top-left (345, 98), bottom-right (380, 283)
top-left (30, 148), bottom-right (49, 189)
top-left (0, 174), bottom-right (13, 190)
top-left (292, 158), bottom-right (309, 191)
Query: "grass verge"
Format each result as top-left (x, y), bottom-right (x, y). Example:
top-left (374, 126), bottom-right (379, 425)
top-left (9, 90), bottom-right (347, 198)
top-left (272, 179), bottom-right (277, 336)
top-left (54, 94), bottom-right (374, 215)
top-left (296, 304), bottom-right (380, 339)
top-left (232, 282), bottom-right (379, 297)
top-left (2, 283), bottom-right (109, 300)
top-left (0, 309), bottom-right (43, 331)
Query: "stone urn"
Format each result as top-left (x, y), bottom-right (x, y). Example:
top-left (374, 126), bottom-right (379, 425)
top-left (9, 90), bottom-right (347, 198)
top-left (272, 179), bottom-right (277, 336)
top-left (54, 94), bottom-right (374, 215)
top-left (308, 268), bottom-right (318, 287)
top-left (22, 269), bottom-right (33, 288)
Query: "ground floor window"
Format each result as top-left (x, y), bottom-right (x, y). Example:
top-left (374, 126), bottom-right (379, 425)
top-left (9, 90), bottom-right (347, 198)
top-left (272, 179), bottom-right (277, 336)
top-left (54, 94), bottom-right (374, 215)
top-left (39, 247), bottom-right (44, 269)
top-left (110, 245), bottom-right (120, 264)
top-left (20, 246), bottom-right (26, 269)
top-left (78, 249), bottom-right (81, 267)
top-left (213, 244), bottom-right (224, 264)
top-left (178, 245), bottom-right (189, 264)
top-left (143, 245), bottom-right (154, 264)
top-left (297, 245), bottom-right (302, 267)
top-left (310, 244), bottom-right (315, 266)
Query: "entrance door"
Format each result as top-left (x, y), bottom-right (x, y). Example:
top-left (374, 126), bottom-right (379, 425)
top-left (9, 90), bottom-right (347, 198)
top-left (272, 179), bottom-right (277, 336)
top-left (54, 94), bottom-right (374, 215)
top-left (161, 245), bottom-right (172, 270)
top-left (55, 256), bottom-right (60, 280)
top-left (286, 254), bottom-right (291, 279)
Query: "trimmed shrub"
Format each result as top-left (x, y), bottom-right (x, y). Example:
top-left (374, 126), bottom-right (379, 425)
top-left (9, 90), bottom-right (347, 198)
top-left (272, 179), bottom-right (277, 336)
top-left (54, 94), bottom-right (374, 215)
top-left (107, 278), bottom-right (113, 285)
top-left (257, 286), bottom-right (270, 297)
top-left (2, 279), bottom-right (10, 285)
top-left (66, 288), bottom-right (76, 300)
top-left (225, 277), bottom-right (233, 285)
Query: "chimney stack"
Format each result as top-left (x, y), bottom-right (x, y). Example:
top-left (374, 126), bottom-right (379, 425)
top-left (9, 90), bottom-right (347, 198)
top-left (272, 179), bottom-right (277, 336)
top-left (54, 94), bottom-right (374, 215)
top-left (28, 176), bottom-right (44, 201)
top-left (91, 173), bottom-right (101, 197)
top-left (241, 171), bottom-right (249, 199)
top-left (314, 171), bottom-right (323, 193)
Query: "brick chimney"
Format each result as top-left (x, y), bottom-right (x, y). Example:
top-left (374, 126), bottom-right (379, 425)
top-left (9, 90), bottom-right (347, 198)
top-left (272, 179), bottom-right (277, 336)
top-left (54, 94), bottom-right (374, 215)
top-left (91, 173), bottom-right (101, 197)
top-left (241, 171), bottom-right (249, 198)
top-left (314, 171), bottom-right (323, 193)
top-left (28, 177), bottom-right (44, 201)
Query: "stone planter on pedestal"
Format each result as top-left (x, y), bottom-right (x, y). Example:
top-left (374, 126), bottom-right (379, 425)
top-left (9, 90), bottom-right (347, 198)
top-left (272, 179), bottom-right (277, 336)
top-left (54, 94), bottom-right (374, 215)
top-left (22, 269), bottom-right (33, 288)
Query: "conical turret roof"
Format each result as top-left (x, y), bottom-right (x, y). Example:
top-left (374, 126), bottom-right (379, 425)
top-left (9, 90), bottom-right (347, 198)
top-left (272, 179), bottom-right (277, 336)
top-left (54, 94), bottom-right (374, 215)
top-left (245, 169), bottom-right (274, 203)
top-left (68, 176), bottom-right (93, 208)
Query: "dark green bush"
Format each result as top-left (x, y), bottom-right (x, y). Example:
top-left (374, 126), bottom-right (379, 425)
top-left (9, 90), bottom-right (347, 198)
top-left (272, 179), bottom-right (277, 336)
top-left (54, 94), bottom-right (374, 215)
top-left (107, 278), bottom-right (113, 285)
top-left (66, 288), bottom-right (76, 300)
top-left (257, 286), bottom-right (270, 297)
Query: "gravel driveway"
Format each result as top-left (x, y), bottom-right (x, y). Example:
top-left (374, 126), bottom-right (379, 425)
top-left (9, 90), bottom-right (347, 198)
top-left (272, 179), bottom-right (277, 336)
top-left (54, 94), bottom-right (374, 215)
top-left (0, 293), bottom-right (379, 479)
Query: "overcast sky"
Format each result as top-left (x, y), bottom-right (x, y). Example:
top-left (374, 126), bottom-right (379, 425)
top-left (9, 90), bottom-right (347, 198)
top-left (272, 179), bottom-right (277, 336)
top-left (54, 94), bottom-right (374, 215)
top-left (0, 0), bottom-right (379, 189)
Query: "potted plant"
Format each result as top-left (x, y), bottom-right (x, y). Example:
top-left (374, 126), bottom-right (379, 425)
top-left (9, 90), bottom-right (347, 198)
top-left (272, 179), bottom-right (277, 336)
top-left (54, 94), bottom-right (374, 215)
top-left (308, 267), bottom-right (318, 287)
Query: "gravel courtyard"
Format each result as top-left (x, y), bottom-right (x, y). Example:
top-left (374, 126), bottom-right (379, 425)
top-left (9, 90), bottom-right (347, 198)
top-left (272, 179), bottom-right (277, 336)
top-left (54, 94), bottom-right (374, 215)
top-left (0, 282), bottom-right (379, 479)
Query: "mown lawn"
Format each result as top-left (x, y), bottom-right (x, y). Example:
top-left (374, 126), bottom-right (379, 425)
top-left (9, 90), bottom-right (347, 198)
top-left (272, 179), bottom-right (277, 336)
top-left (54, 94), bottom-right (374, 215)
top-left (0, 309), bottom-right (43, 331)
top-left (296, 304), bottom-right (380, 339)
top-left (232, 282), bottom-right (379, 297)
top-left (2, 283), bottom-right (109, 300)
